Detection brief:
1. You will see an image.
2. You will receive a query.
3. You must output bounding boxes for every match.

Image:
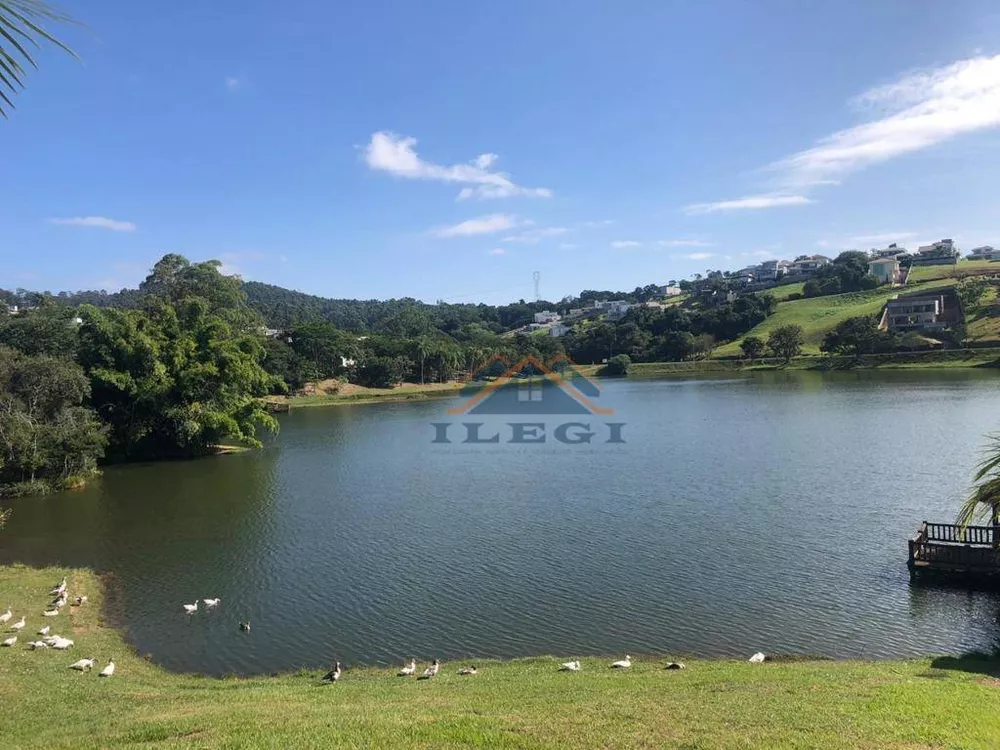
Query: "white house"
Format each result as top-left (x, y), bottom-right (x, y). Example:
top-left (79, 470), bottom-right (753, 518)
top-left (788, 255), bottom-right (832, 275)
top-left (533, 310), bottom-right (561, 324)
top-left (661, 285), bottom-right (682, 297)
top-left (968, 245), bottom-right (999, 261)
top-left (549, 322), bottom-right (572, 337)
top-left (868, 257), bottom-right (901, 285)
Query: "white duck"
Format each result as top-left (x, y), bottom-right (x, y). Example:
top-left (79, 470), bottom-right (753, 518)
top-left (28, 640), bottom-right (48, 650)
top-left (420, 660), bottom-right (440, 679)
top-left (51, 578), bottom-right (67, 595)
top-left (42, 635), bottom-right (61, 645)
top-left (397, 659), bottom-right (417, 676)
top-left (10, 616), bottom-right (25, 631)
top-left (38, 626), bottom-right (50, 636)
top-left (0, 607), bottom-right (11, 623)
top-left (202, 598), bottom-right (220, 608)
top-left (321, 662), bottom-right (342, 683)
top-left (748, 652), bottom-right (766, 664)
top-left (611, 654), bottom-right (632, 669)
top-left (560, 660), bottom-right (582, 672)
top-left (43, 609), bottom-right (59, 617)
top-left (183, 602), bottom-right (198, 614)
top-left (458, 666), bottom-right (478, 676)
top-left (75, 596), bottom-right (88, 606)
top-left (1, 636), bottom-right (16, 647)
top-left (99, 660), bottom-right (116, 677)
top-left (51, 637), bottom-right (74, 650)
top-left (54, 597), bottom-right (67, 609)
top-left (69, 658), bottom-right (95, 671)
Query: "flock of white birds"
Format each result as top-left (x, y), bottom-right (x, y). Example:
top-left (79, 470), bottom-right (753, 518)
top-left (1, 577), bottom-right (114, 677)
top-left (5, 578), bottom-right (773, 683)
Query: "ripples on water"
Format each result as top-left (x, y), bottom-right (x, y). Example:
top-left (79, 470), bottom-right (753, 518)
top-left (4, 370), bottom-right (1000, 675)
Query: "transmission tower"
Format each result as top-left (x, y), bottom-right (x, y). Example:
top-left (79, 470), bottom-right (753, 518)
top-left (533, 270), bottom-right (540, 302)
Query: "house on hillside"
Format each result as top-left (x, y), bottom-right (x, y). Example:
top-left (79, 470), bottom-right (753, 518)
top-left (968, 245), bottom-right (1000, 261)
top-left (659, 285), bottom-right (682, 297)
top-left (549, 322), bottom-right (572, 337)
top-left (788, 255), bottom-right (832, 275)
top-left (533, 310), bottom-right (561, 324)
top-left (912, 239), bottom-right (959, 265)
top-left (882, 289), bottom-right (961, 333)
top-left (754, 260), bottom-right (782, 281)
top-left (872, 243), bottom-right (908, 259)
top-left (868, 257), bottom-right (901, 285)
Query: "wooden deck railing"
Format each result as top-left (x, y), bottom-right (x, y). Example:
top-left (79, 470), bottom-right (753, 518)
top-left (909, 521), bottom-right (1000, 573)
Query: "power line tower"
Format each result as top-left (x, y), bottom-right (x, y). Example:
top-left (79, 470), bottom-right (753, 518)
top-left (533, 270), bottom-right (541, 302)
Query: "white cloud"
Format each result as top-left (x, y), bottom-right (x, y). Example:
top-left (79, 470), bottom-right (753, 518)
top-left (48, 216), bottom-right (137, 232)
top-left (225, 76), bottom-right (242, 91)
top-left (657, 238), bottom-right (715, 247)
top-left (683, 194), bottom-right (812, 214)
top-left (363, 131), bottom-right (551, 200)
top-left (687, 54), bottom-right (1000, 212)
top-left (682, 252), bottom-right (714, 260)
top-left (503, 226), bottom-right (569, 243)
top-left (487, 248), bottom-right (506, 256)
top-left (431, 213), bottom-right (517, 238)
top-left (611, 240), bottom-right (642, 249)
top-left (777, 54), bottom-right (1000, 187)
top-left (580, 219), bottom-right (615, 228)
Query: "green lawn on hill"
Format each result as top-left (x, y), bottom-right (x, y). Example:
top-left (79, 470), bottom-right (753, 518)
top-left (714, 278), bottom-right (956, 357)
top-left (907, 259), bottom-right (999, 282)
top-left (3, 565), bottom-right (1000, 749)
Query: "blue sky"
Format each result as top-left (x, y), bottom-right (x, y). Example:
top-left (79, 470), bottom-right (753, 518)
top-left (3, 0), bottom-right (1000, 304)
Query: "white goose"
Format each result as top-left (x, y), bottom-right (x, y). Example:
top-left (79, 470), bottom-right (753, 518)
top-left (560, 660), bottom-right (582, 672)
top-left (99, 660), bottom-right (116, 677)
top-left (420, 659), bottom-right (440, 679)
top-left (38, 626), bottom-right (50, 636)
top-left (397, 659), bottom-right (417, 676)
top-left (1, 636), bottom-right (16, 647)
top-left (51, 637), bottom-right (74, 650)
top-left (0, 607), bottom-right (11, 623)
top-left (10, 616), bottom-right (25, 631)
top-left (42, 635), bottom-right (61, 646)
top-left (183, 602), bottom-right (198, 614)
top-left (54, 597), bottom-right (67, 609)
top-left (43, 609), bottom-right (59, 617)
top-left (28, 640), bottom-right (48, 650)
top-left (51, 579), bottom-right (67, 596)
top-left (458, 666), bottom-right (478, 676)
top-left (611, 654), bottom-right (632, 669)
top-left (202, 598), bottom-right (220, 608)
top-left (748, 652), bottom-right (766, 663)
top-left (69, 658), bottom-right (95, 671)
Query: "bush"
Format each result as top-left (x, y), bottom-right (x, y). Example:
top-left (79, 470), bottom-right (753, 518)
top-left (768, 325), bottom-right (804, 362)
top-left (601, 354), bottom-right (631, 377)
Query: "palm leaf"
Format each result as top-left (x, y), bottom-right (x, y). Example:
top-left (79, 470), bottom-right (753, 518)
top-left (0, 0), bottom-right (76, 118)
top-left (957, 434), bottom-right (1000, 536)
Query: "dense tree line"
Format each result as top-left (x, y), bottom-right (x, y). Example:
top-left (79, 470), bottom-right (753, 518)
top-left (803, 251), bottom-right (881, 298)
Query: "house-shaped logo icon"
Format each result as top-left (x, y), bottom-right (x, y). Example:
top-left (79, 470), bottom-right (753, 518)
top-left (447, 355), bottom-right (614, 416)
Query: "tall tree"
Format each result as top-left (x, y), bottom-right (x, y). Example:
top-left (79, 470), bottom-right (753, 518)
top-left (0, 0), bottom-right (76, 117)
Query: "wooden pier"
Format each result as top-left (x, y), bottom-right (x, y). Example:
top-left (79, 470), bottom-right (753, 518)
top-left (908, 521), bottom-right (1000, 578)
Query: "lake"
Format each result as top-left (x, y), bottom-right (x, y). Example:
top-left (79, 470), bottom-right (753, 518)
top-left (4, 370), bottom-right (1000, 675)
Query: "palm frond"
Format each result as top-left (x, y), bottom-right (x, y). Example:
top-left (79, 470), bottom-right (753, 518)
top-left (957, 433), bottom-right (1000, 533)
top-left (0, 0), bottom-right (76, 118)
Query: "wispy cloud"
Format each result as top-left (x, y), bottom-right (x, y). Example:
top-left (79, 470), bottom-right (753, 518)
top-left (363, 131), bottom-right (551, 200)
top-left (682, 252), bottom-right (714, 260)
top-left (611, 240), bottom-right (642, 249)
top-left (580, 219), bottom-right (615, 228)
top-left (503, 226), bottom-right (569, 243)
top-left (775, 55), bottom-right (1000, 187)
top-left (683, 194), bottom-right (812, 214)
top-left (431, 213), bottom-right (517, 238)
top-left (48, 216), bottom-right (137, 232)
top-left (686, 55), bottom-right (1000, 213)
top-left (487, 248), bottom-right (506, 256)
top-left (657, 238), bottom-right (715, 247)
top-left (225, 76), bottom-right (243, 91)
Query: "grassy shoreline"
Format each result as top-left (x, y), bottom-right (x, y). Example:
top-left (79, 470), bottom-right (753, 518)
top-left (3, 565), bottom-right (1000, 748)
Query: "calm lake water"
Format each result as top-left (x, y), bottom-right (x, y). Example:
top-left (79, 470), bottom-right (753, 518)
top-left (4, 370), bottom-right (1000, 675)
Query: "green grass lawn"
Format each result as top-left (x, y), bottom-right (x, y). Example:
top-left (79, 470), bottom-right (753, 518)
top-left (3, 565), bottom-right (1000, 748)
top-left (770, 281), bottom-right (806, 301)
top-left (714, 278), bottom-right (956, 357)
top-left (907, 259), bottom-right (999, 283)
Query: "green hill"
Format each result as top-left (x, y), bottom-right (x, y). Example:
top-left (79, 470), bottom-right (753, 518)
top-left (714, 278), bottom-right (957, 357)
